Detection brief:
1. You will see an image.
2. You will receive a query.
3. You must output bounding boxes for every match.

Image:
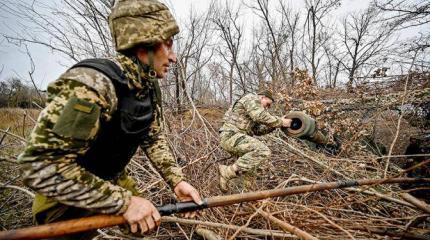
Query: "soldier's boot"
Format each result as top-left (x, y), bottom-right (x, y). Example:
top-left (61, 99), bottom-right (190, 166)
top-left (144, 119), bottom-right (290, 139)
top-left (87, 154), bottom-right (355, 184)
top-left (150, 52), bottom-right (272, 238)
top-left (219, 164), bottom-right (238, 193)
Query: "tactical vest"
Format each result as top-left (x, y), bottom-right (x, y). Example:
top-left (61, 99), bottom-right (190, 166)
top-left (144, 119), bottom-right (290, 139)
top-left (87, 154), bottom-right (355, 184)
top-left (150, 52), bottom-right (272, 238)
top-left (70, 59), bottom-right (155, 180)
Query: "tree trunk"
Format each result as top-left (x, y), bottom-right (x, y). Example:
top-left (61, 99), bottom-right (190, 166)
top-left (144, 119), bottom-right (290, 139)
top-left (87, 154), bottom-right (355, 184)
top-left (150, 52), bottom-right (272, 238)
top-left (174, 67), bottom-right (181, 112)
top-left (229, 62), bottom-right (234, 104)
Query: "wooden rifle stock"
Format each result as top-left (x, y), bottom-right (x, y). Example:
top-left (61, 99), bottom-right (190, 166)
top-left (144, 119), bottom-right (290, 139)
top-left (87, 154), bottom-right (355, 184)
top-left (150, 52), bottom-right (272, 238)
top-left (0, 177), bottom-right (428, 240)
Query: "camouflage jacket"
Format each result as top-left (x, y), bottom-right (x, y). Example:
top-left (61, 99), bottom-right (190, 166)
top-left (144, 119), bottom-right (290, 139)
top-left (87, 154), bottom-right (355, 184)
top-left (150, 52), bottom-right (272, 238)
top-left (18, 54), bottom-right (184, 215)
top-left (220, 93), bottom-right (283, 136)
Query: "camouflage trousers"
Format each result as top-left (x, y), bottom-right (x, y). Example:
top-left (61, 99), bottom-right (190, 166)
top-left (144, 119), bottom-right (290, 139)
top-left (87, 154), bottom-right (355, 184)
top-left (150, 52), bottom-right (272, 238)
top-left (32, 173), bottom-right (139, 240)
top-left (220, 131), bottom-right (271, 174)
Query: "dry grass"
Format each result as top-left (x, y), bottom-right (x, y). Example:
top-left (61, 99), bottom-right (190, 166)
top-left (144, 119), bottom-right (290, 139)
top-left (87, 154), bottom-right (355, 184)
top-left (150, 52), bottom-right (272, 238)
top-left (0, 108), bottom-right (40, 134)
top-left (0, 108), bottom-right (40, 231)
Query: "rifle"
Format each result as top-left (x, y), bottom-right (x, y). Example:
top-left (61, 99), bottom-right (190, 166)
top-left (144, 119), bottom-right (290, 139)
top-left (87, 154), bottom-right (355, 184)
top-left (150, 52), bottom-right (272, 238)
top-left (0, 177), bottom-right (428, 240)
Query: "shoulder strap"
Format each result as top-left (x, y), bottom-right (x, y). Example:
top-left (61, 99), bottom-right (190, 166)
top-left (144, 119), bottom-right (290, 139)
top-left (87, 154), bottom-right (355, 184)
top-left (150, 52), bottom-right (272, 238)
top-left (71, 58), bottom-right (127, 85)
top-left (232, 93), bottom-right (249, 109)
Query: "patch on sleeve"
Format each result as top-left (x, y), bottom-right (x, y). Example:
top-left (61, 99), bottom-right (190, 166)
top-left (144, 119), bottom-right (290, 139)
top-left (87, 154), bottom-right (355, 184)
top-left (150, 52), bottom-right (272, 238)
top-left (53, 97), bottom-right (101, 140)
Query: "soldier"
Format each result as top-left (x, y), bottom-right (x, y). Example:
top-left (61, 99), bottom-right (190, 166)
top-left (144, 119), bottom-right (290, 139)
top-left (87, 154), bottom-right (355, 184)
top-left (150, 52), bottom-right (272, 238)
top-left (17, 0), bottom-right (202, 238)
top-left (218, 90), bottom-right (292, 192)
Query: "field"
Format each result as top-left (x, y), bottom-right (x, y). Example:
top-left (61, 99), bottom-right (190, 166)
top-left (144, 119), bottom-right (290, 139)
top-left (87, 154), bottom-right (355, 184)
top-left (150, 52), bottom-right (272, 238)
top-left (0, 108), bottom-right (40, 230)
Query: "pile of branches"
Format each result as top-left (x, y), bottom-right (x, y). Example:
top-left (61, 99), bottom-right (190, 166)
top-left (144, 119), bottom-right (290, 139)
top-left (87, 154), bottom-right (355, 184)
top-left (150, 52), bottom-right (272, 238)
top-left (124, 121), bottom-right (427, 239)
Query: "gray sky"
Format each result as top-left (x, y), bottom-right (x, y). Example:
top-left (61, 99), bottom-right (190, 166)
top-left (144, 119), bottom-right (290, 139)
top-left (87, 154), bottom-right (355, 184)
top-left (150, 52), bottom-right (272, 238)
top-left (0, 0), bottom-right (385, 90)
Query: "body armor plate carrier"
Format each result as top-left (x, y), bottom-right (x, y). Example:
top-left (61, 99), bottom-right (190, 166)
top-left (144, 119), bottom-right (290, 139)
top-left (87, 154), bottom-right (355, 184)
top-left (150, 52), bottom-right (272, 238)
top-left (70, 59), bottom-right (154, 180)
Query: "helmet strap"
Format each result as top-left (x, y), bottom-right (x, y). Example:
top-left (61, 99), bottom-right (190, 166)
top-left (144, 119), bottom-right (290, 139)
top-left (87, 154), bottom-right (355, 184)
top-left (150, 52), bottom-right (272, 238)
top-left (132, 49), bottom-right (162, 117)
top-left (133, 49), bottom-right (157, 82)
top-left (145, 50), bottom-right (163, 117)
top-left (147, 50), bottom-right (157, 78)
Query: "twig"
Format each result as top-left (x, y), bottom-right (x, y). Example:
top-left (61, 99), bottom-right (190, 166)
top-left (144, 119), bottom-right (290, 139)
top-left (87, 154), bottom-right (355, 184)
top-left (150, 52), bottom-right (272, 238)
top-left (400, 193), bottom-right (430, 214)
top-left (175, 222), bottom-right (190, 240)
top-left (0, 129), bottom-right (27, 143)
top-left (25, 45), bottom-right (45, 107)
top-left (195, 228), bottom-right (222, 240)
top-left (405, 214), bottom-right (430, 229)
top-left (139, 149), bottom-right (219, 192)
top-left (271, 135), bottom-right (347, 178)
top-left (257, 208), bottom-right (319, 240)
top-left (0, 127), bottom-right (11, 146)
top-left (161, 216), bottom-right (296, 238)
top-left (228, 202), bottom-right (266, 240)
top-left (375, 154), bottom-right (430, 160)
top-left (351, 226), bottom-right (430, 240)
top-left (0, 183), bottom-right (35, 197)
top-left (274, 137), bottom-right (415, 208)
top-left (32, 101), bottom-right (44, 110)
top-left (296, 204), bottom-right (356, 240)
top-left (104, 229), bottom-right (154, 240)
top-left (401, 159), bottom-right (430, 175)
top-left (22, 109), bottom-right (37, 124)
top-left (384, 50), bottom-right (419, 177)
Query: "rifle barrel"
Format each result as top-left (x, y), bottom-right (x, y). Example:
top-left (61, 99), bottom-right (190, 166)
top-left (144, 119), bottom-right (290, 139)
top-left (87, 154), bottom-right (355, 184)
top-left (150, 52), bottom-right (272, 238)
top-left (207, 177), bottom-right (428, 207)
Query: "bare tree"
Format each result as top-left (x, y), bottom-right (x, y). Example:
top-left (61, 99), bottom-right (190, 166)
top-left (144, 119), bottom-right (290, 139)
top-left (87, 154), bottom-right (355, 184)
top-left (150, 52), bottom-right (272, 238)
top-left (301, 0), bottom-right (341, 85)
top-left (206, 61), bottom-right (229, 103)
top-left (340, 7), bottom-right (394, 90)
top-left (374, 0), bottom-right (430, 29)
top-left (1, 0), bottom-right (114, 61)
top-left (172, 4), bottom-right (214, 109)
top-left (246, 0), bottom-right (288, 86)
top-left (322, 42), bottom-right (343, 88)
top-left (279, 2), bottom-right (300, 86)
top-left (374, 0), bottom-right (430, 64)
top-left (24, 45), bottom-right (45, 107)
top-left (239, 32), bottom-right (267, 94)
top-left (211, 1), bottom-right (244, 103)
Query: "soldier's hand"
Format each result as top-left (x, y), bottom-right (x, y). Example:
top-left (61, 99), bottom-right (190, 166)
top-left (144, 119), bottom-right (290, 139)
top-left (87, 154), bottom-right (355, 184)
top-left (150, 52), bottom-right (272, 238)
top-left (123, 196), bottom-right (161, 234)
top-left (282, 117), bottom-right (292, 128)
top-left (174, 181), bottom-right (203, 218)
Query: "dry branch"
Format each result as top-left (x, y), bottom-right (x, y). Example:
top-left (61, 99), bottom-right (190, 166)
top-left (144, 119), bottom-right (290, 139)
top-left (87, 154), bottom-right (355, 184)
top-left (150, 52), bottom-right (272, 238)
top-left (351, 226), bottom-right (430, 240)
top-left (257, 209), bottom-right (319, 240)
top-left (0, 183), bottom-right (35, 198)
top-left (162, 216), bottom-right (296, 238)
top-left (400, 193), bottom-right (430, 214)
top-left (0, 129), bottom-right (27, 144)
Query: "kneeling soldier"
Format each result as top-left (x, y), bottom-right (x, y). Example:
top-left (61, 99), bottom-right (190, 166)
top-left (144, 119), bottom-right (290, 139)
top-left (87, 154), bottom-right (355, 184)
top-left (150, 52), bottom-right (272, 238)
top-left (218, 90), bottom-right (291, 192)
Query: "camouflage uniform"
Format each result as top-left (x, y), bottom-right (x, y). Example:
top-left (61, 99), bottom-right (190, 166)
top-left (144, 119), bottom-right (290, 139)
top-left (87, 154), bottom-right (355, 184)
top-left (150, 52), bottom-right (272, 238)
top-left (17, 0), bottom-right (183, 238)
top-left (219, 93), bottom-right (283, 191)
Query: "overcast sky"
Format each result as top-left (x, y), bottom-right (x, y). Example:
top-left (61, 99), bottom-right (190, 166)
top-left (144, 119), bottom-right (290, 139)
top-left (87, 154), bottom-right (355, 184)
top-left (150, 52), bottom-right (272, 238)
top-left (0, 0), bottom-right (378, 90)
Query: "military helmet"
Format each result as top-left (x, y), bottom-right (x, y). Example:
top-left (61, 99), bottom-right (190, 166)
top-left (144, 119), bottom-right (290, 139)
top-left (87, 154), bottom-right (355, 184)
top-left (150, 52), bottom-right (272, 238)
top-left (109, 0), bottom-right (180, 52)
top-left (257, 89), bottom-right (275, 102)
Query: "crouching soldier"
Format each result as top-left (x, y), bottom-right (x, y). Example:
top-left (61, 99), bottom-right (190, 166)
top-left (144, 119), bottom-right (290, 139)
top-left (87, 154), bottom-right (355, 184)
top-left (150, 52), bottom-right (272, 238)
top-left (18, 0), bottom-right (202, 238)
top-left (218, 90), bottom-right (291, 192)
